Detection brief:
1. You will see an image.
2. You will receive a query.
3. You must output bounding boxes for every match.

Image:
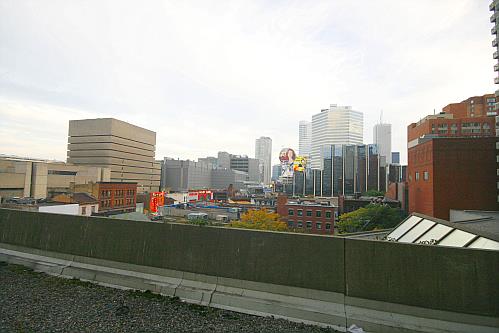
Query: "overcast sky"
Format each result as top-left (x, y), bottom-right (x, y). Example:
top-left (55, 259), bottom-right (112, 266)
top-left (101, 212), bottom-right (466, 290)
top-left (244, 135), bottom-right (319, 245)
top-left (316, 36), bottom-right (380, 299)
top-left (0, 0), bottom-right (495, 165)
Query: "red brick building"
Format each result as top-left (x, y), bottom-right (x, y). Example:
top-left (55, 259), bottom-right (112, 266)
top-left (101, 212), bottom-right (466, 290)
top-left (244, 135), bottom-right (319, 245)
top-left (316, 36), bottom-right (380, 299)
top-left (442, 94), bottom-right (497, 118)
top-left (408, 137), bottom-right (499, 220)
top-left (407, 114), bottom-right (496, 143)
top-left (71, 182), bottom-right (137, 215)
top-left (276, 196), bottom-right (335, 235)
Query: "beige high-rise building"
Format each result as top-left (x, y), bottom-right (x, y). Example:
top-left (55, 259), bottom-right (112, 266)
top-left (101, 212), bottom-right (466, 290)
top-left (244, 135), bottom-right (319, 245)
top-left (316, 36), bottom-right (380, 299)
top-left (67, 118), bottom-right (161, 193)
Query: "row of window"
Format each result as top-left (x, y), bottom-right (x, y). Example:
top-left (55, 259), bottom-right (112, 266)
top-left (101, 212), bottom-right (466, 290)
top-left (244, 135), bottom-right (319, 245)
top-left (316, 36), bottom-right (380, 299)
top-left (101, 189), bottom-right (136, 198)
top-left (430, 123), bottom-right (491, 135)
top-left (414, 171), bottom-right (429, 181)
top-left (288, 209), bottom-right (332, 218)
top-left (101, 198), bottom-right (135, 208)
top-left (288, 220), bottom-right (332, 231)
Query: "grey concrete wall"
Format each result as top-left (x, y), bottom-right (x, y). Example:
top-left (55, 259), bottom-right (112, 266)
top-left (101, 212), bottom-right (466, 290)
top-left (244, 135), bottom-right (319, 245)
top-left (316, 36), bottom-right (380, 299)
top-left (0, 208), bottom-right (498, 320)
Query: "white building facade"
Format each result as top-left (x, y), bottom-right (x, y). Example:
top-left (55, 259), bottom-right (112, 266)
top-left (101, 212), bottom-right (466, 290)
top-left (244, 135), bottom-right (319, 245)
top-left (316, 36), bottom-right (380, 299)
top-left (255, 137), bottom-right (272, 184)
top-left (373, 123), bottom-right (392, 164)
top-left (310, 105), bottom-right (363, 169)
top-left (298, 120), bottom-right (312, 157)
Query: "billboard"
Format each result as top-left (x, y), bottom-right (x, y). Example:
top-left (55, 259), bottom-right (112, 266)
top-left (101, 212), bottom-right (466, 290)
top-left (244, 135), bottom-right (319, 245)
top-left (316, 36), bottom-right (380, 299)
top-left (149, 192), bottom-right (165, 213)
top-left (293, 155), bottom-right (307, 172)
top-left (279, 148), bottom-right (296, 178)
top-left (187, 190), bottom-right (213, 202)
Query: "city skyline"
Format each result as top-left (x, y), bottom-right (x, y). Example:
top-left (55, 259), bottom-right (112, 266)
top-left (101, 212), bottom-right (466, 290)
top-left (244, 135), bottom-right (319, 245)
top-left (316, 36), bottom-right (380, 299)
top-left (0, 1), bottom-right (495, 165)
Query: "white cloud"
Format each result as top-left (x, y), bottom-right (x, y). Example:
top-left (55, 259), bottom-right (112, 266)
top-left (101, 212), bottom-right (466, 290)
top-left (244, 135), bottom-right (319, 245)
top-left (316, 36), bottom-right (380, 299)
top-left (0, 0), bottom-right (495, 165)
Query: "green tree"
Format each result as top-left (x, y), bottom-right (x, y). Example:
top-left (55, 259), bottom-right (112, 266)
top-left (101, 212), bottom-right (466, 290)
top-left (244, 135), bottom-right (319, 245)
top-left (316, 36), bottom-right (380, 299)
top-left (362, 190), bottom-right (385, 197)
top-left (337, 204), bottom-right (405, 234)
top-left (229, 209), bottom-right (288, 231)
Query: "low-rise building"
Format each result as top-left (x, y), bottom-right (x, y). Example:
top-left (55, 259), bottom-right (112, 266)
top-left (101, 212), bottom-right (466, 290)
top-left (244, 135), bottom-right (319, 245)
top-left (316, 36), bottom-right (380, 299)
top-left (52, 192), bottom-right (99, 216)
top-left (276, 196), bottom-right (336, 235)
top-left (70, 182), bottom-right (137, 215)
top-left (0, 155), bottom-right (110, 201)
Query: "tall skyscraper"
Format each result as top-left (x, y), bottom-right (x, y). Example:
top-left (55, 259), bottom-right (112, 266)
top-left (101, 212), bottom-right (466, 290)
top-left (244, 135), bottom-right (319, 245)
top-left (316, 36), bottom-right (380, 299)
top-left (298, 121), bottom-right (312, 157)
top-left (310, 104), bottom-right (363, 169)
top-left (67, 118), bottom-right (161, 193)
top-left (491, 1), bottom-right (499, 101)
top-left (255, 137), bottom-right (272, 184)
top-left (373, 123), bottom-right (392, 164)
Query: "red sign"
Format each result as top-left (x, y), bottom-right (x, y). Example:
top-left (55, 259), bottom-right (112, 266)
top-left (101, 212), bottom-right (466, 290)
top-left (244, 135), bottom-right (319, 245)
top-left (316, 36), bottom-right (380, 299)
top-left (149, 192), bottom-right (165, 213)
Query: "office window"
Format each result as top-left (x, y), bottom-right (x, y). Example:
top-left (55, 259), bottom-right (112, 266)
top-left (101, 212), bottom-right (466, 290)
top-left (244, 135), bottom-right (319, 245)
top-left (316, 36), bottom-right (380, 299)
top-left (424, 171), bottom-right (429, 181)
top-left (306, 210), bottom-right (312, 216)
top-left (288, 209), bottom-right (294, 216)
top-left (316, 222), bottom-right (322, 230)
top-left (306, 221), bottom-right (312, 229)
top-left (325, 223), bottom-right (332, 230)
top-left (297, 210), bottom-right (303, 216)
top-left (316, 211), bottom-right (321, 217)
top-left (415, 172), bottom-right (420, 181)
top-left (325, 211), bottom-right (332, 219)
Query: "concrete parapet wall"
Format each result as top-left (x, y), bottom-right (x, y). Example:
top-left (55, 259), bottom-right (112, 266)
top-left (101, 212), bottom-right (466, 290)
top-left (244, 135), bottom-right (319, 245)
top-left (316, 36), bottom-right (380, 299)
top-left (0, 208), bottom-right (498, 332)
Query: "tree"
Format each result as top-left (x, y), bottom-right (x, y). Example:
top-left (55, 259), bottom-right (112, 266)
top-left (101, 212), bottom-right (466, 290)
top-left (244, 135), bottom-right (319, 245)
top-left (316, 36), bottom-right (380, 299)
top-left (229, 209), bottom-right (288, 231)
top-left (362, 190), bottom-right (385, 197)
top-left (336, 204), bottom-right (405, 234)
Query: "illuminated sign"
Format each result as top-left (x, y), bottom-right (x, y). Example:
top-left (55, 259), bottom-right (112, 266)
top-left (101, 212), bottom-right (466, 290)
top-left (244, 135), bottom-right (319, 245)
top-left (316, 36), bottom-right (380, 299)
top-left (149, 192), bottom-right (165, 213)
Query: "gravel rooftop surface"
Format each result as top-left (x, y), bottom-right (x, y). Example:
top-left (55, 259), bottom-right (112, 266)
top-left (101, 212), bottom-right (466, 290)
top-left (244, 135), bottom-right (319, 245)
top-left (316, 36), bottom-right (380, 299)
top-left (0, 262), bottom-right (338, 333)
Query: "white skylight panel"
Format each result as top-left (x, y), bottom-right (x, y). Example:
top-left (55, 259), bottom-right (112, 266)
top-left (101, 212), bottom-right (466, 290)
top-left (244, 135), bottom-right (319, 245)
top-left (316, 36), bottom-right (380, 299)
top-left (438, 229), bottom-right (476, 247)
top-left (415, 224), bottom-right (453, 244)
top-left (398, 219), bottom-right (436, 243)
top-left (467, 237), bottom-right (499, 251)
top-left (386, 216), bottom-right (422, 241)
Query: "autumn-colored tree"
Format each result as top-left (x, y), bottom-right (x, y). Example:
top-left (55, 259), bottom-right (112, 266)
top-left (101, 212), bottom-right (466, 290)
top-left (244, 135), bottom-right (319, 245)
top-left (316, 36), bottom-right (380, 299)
top-left (229, 209), bottom-right (288, 231)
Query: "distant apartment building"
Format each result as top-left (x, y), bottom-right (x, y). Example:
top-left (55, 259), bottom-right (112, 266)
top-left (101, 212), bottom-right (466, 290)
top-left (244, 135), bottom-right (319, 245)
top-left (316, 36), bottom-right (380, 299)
top-left (373, 123), bottom-right (392, 164)
top-left (443, 94), bottom-right (497, 118)
top-left (276, 195), bottom-right (335, 235)
top-left (0, 155), bottom-right (110, 200)
top-left (408, 137), bottom-right (499, 220)
top-left (71, 181), bottom-right (137, 215)
top-left (407, 113), bottom-right (496, 146)
top-left (67, 118), bottom-right (161, 193)
top-left (298, 120), bottom-right (312, 157)
top-left (255, 137), bottom-right (272, 184)
top-left (311, 105), bottom-right (363, 169)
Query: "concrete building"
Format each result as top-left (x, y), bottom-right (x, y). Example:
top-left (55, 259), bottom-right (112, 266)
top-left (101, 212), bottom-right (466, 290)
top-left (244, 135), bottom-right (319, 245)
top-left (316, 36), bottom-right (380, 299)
top-left (230, 155), bottom-right (261, 183)
top-left (408, 137), bottom-right (499, 220)
top-left (373, 123), bottom-right (392, 164)
top-left (255, 137), bottom-right (272, 184)
top-left (217, 151), bottom-right (231, 169)
top-left (198, 156), bottom-right (218, 168)
top-left (67, 118), bottom-right (161, 193)
top-left (311, 105), bottom-right (363, 169)
top-left (492, 1), bottom-right (499, 109)
top-left (161, 159), bottom-right (212, 192)
top-left (161, 158), bottom-right (249, 192)
top-left (298, 120), bottom-right (312, 157)
top-left (0, 155), bottom-right (110, 201)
